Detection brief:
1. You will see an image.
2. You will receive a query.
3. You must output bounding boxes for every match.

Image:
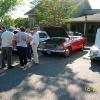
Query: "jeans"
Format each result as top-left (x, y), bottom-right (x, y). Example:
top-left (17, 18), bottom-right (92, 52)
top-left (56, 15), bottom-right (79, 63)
top-left (27, 43), bottom-right (32, 60)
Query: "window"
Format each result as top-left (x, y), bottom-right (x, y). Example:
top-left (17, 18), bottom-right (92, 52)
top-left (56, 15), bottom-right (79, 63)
top-left (39, 32), bottom-right (47, 38)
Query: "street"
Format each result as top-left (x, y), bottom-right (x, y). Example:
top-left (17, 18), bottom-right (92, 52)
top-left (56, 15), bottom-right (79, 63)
top-left (0, 50), bottom-right (100, 100)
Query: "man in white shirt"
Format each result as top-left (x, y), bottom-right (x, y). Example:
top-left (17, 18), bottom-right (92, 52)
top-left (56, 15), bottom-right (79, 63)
top-left (31, 27), bottom-right (39, 64)
top-left (1, 26), bottom-right (14, 69)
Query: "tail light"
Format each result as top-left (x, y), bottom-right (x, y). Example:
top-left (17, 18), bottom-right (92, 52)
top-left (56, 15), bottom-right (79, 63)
top-left (63, 43), bottom-right (67, 51)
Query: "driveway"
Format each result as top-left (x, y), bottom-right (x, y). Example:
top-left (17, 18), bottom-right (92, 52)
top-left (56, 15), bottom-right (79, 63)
top-left (0, 50), bottom-right (100, 100)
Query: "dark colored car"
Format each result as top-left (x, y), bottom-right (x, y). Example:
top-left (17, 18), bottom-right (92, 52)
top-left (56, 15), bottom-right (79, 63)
top-left (38, 26), bottom-right (87, 57)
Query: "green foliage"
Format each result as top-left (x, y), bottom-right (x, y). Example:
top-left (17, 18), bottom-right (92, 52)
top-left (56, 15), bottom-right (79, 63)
top-left (14, 18), bottom-right (29, 28)
top-left (0, 0), bottom-right (21, 17)
top-left (32, 0), bottom-right (81, 26)
top-left (0, 15), bottom-right (14, 26)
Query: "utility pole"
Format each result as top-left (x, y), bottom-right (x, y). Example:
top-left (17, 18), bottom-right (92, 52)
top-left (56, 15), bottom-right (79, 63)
top-left (84, 15), bottom-right (87, 35)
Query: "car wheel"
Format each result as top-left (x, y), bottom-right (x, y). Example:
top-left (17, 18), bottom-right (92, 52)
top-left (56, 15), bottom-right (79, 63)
top-left (63, 48), bottom-right (71, 57)
top-left (90, 58), bottom-right (96, 62)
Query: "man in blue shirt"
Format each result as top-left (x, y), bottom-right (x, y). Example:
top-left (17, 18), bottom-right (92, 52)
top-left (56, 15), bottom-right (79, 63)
top-left (15, 27), bottom-right (32, 67)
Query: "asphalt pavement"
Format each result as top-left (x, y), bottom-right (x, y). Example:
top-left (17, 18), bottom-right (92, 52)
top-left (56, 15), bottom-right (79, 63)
top-left (0, 49), bottom-right (100, 100)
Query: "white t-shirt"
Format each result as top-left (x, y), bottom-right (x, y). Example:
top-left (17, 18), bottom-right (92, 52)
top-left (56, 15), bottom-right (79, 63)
top-left (1, 31), bottom-right (14, 47)
top-left (31, 32), bottom-right (39, 45)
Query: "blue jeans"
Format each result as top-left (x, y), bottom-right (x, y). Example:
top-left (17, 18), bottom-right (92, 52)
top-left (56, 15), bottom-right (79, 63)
top-left (27, 43), bottom-right (32, 60)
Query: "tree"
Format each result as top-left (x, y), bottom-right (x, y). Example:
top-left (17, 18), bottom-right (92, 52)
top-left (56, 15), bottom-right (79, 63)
top-left (0, 15), bottom-right (14, 26)
top-left (14, 18), bottom-right (29, 28)
top-left (31, 0), bottom-right (83, 26)
top-left (0, 0), bottom-right (21, 17)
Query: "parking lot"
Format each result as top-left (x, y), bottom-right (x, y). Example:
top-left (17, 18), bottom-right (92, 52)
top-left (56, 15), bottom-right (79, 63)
top-left (0, 49), bottom-right (100, 100)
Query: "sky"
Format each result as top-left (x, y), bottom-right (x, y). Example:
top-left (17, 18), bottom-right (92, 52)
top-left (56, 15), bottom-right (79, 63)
top-left (10, 0), bottom-right (33, 19)
top-left (88, 0), bottom-right (100, 9)
top-left (10, 0), bottom-right (100, 19)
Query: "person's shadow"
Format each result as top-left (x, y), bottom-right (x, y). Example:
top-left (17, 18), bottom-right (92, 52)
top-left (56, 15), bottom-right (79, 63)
top-left (0, 50), bottom-right (93, 100)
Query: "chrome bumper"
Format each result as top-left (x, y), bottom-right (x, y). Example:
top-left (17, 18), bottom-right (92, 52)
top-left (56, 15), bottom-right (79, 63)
top-left (38, 48), bottom-right (65, 53)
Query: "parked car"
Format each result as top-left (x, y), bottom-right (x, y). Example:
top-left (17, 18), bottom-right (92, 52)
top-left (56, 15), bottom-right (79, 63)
top-left (67, 31), bottom-right (82, 36)
top-left (37, 31), bottom-right (50, 42)
top-left (38, 26), bottom-right (87, 57)
top-left (89, 28), bottom-right (100, 61)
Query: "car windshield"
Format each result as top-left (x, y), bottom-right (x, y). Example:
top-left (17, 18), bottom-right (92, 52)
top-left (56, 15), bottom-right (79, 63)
top-left (39, 32), bottom-right (47, 38)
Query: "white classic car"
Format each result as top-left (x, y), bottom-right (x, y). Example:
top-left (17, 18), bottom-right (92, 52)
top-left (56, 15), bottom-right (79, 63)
top-left (89, 28), bottom-right (100, 60)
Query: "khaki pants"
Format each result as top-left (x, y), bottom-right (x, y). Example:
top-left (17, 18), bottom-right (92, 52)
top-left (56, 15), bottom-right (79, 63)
top-left (32, 44), bottom-right (39, 63)
top-left (2, 47), bottom-right (12, 67)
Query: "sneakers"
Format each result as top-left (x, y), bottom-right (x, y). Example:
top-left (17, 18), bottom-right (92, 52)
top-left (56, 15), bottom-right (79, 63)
top-left (20, 63), bottom-right (29, 68)
top-left (20, 65), bottom-right (24, 68)
top-left (34, 63), bottom-right (39, 65)
top-left (28, 59), bottom-right (32, 62)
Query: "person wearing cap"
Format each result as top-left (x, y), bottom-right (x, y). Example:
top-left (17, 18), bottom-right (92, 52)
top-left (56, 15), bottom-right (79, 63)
top-left (31, 27), bottom-right (39, 65)
top-left (1, 26), bottom-right (14, 69)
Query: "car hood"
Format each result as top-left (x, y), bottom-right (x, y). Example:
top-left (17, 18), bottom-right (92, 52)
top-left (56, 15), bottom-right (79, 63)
top-left (95, 28), bottom-right (100, 48)
top-left (43, 26), bottom-right (69, 38)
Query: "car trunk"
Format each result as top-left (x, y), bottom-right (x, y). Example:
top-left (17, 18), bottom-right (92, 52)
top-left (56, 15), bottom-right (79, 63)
top-left (43, 26), bottom-right (69, 38)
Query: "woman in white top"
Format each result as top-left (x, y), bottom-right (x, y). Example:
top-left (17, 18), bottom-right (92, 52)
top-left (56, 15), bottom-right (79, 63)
top-left (31, 27), bottom-right (39, 64)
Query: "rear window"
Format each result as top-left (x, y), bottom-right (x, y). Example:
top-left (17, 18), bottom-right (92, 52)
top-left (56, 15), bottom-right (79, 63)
top-left (39, 32), bottom-right (48, 38)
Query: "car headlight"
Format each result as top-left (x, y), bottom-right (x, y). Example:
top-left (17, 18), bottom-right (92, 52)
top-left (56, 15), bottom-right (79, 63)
top-left (38, 42), bottom-right (46, 48)
top-left (93, 51), bottom-right (98, 56)
top-left (90, 50), bottom-right (98, 56)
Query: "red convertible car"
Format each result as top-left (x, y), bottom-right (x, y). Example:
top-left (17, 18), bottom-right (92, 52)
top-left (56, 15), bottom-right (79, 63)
top-left (38, 26), bottom-right (87, 57)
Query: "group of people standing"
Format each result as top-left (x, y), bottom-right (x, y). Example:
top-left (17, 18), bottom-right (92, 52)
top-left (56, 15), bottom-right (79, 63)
top-left (0, 26), bottom-right (39, 69)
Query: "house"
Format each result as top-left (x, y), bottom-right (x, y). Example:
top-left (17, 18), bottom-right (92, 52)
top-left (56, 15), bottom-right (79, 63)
top-left (25, 0), bottom-right (100, 42)
top-left (25, 9), bottom-right (36, 28)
